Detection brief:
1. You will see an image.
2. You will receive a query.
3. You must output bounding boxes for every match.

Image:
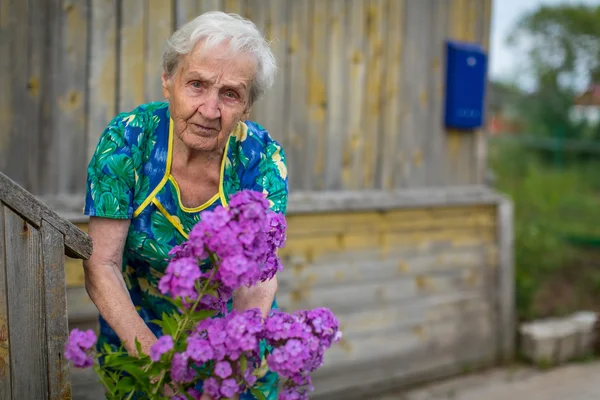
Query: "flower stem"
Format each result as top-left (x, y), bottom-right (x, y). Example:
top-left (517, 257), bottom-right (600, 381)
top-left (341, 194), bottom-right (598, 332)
top-left (153, 254), bottom-right (220, 395)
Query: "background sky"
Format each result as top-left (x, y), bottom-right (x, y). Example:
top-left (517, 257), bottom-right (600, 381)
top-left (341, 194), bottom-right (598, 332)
top-left (489, 0), bottom-right (600, 91)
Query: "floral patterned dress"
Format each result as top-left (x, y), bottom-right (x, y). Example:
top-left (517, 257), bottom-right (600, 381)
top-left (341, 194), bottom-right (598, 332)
top-left (84, 101), bottom-right (288, 399)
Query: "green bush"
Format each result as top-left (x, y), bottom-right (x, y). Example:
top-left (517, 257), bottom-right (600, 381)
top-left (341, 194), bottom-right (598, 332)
top-left (490, 140), bottom-right (600, 320)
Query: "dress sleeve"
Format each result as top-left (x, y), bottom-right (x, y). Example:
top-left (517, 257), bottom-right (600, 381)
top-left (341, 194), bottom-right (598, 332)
top-left (240, 126), bottom-right (289, 215)
top-left (259, 140), bottom-right (289, 215)
top-left (84, 116), bottom-right (136, 219)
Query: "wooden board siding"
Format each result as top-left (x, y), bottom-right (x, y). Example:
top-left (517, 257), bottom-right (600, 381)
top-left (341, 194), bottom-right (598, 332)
top-left (64, 200), bottom-right (506, 397)
top-left (1, 0), bottom-right (493, 196)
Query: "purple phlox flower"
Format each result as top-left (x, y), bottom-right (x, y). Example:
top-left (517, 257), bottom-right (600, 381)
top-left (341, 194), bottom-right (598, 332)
top-left (171, 352), bottom-right (196, 384)
top-left (214, 361), bottom-right (232, 379)
top-left (65, 329), bottom-right (97, 368)
top-left (184, 336), bottom-right (214, 364)
top-left (228, 190), bottom-right (270, 214)
top-left (220, 378), bottom-right (240, 398)
top-left (186, 389), bottom-right (203, 400)
top-left (158, 257), bottom-right (201, 299)
top-left (202, 377), bottom-right (220, 398)
top-left (266, 211), bottom-right (287, 248)
top-left (279, 387), bottom-right (309, 400)
top-left (218, 254), bottom-right (261, 289)
top-left (150, 335), bottom-right (174, 362)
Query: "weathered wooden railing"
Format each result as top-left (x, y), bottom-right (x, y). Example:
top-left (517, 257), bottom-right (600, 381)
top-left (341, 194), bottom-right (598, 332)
top-left (0, 171), bottom-right (92, 399)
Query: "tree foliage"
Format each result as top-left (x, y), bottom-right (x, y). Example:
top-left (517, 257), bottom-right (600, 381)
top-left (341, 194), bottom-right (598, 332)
top-left (504, 4), bottom-right (600, 139)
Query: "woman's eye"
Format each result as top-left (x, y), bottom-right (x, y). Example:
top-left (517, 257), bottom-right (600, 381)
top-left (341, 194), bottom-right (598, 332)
top-left (224, 91), bottom-right (237, 99)
top-left (191, 81), bottom-right (201, 88)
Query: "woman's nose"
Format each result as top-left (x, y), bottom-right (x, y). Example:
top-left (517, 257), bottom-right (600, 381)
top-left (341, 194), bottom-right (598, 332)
top-left (198, 90), bottom-right (221, 120)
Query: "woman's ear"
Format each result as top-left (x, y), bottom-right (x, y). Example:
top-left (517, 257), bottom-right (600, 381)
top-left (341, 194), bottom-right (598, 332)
top-left (161, 71), bottom-right (172, 100)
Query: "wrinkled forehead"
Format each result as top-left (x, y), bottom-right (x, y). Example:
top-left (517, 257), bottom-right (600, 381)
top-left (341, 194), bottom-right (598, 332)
top-left (177, 39), bottom-right (257, 81)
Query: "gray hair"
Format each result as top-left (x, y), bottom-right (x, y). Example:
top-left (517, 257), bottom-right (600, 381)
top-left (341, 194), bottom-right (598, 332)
top-left (163, 11), bottom-right (277, 104)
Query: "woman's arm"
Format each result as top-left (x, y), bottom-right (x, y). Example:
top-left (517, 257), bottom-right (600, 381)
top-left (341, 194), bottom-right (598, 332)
top-left (83, 216), bottom-right (157, 355)
top-left (232, 275), bottom-right (278, 318)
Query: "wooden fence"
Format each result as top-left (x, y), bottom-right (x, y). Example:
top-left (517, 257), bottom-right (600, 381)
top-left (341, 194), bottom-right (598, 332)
top-left (0, 0), bottom-right (492, 198)
top-left (0, 171), bottom-right (92, 399)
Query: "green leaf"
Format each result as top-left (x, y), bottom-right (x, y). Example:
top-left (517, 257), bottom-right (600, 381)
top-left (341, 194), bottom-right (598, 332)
top-left (135, 337), bottom-right (143, 357)
top-left (240, 355), bottom-right (248, 374)
top-left (116, 363), bottom-right (148, 384)
top-left (151, 210), bottom-right (179, 244)
top-left (249, 388), bottom-right (267, 400)
top-left (114, 376), bottom-right (136, 393)
top-left (106, 153), bottom-right (135, 182)
top-left (96, 136), bottom-right (119, 165)
top-left (161, 312), bottom-right (179, 336)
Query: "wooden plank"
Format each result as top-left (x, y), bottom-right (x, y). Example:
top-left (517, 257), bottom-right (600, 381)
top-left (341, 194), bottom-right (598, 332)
top-left (323, 0), bottom-right (347, 190)
top-left (146, 0), bottom-right (173, 102)
top-left (0, 171), bottom-right (93, 259)
top-left (425, 0), bottom-right (449, 187)
top-left (378, 0), bottom-right (404, 190)
top-left (279, 246), bottom-right (488, 290)
top-left (88, 0), bottom-right (118, 160)
top-left (285, 212), bottom-right (496, 240)
top-left (407, 0), bottom-right (430, 187)
top-left (4, 208), bottom-right (48, 399)
top-left (4, 0), bottom-right (30, 191)
top-left (319, 308), bottom-right (493, 368)
top-left (197, 0), bottom-right (223, 13)
top-left (282, 0), bottom-right (309, 191)
top-left (176, 0), bottom-right (198, 27)
top-left (47, 0), bottom-right (89, 195)
top-left (261, 0), bottom-right (288, 146)
top-left (342, 0), bottom-right (366, 190)
top-left (305, 0), bottom-right (328, 190)
top-left (245, 0), bottom-right (267, 124)
top-left (361, 0), bottom-right (385, 189)
top-left (286, 185), bottom-right (503, 214)
top-left (280, 228), bottom-right (495, 267)
top-left (41, 220), bottom-right (71, 400)
top-left (0, 0), bottom-right (10, 182)
top-left (395, 0), bottom-right (416, 188)
top-left (334, 293), bottom-right (491, 339)
top-left (223, 0), bottom-right (244, 15)
top-left (26, 0), bottom-right (47, 194)
top-left (497, 198), bottom-right (515, 362)
top-left (277, 268), bottom-right (488, 315)
top-left (120, 0), bottom-right (146, 112)
top-left (0, 206), bottom-right (12, 398)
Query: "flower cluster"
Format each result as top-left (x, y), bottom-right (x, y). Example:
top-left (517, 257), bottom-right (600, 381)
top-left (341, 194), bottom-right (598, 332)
top-left (171, 309), bottom-right (264, 398)
top-left (64, 190), bottom-right (341, 400)
top-left (64, 329), bottom-right (96, 368)
top-left (263, 308), bottom-right (342, 397)
top-left (159, 190), bottom-right (287, 313)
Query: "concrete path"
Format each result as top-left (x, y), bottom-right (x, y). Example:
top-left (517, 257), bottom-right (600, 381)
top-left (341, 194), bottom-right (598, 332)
top-left (71, 361), bottom-right (600, 399)
top-left (379, 361), bottom-right (600, 400)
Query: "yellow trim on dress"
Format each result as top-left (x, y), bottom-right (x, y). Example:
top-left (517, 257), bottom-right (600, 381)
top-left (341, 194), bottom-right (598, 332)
top-left (151, 197), bottom-right (189, 239)
top-left (132, 118), bottom-right (175, 218)
top-left (168, 175), bottom-right (219, 213)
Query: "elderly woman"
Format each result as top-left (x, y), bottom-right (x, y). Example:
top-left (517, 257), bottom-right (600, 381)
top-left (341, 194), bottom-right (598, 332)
top-left (82, 11), bottom-right (287, 399)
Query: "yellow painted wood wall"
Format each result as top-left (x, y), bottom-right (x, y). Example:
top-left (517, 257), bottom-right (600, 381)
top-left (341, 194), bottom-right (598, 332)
top-left (1, 0), bottom-right (492, 196)
top-left (65, 203), bottom-right (500, 397)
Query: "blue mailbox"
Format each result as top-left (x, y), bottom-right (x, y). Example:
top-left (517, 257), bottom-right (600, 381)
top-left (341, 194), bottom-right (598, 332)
top-left (444, 40), bottom-right (488, 130)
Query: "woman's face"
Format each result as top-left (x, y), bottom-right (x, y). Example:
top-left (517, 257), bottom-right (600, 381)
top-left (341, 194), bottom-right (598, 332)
top-left (162, 40), bottom-right (255, 154)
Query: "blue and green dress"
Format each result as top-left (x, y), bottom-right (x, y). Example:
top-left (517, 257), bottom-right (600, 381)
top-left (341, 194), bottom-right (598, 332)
top-left (84, 101), bottom-right (288, 399)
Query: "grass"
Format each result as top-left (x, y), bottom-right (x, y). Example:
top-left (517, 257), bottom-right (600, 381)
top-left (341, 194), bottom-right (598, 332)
top-left (489, 139), bottom-right (600, 321)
